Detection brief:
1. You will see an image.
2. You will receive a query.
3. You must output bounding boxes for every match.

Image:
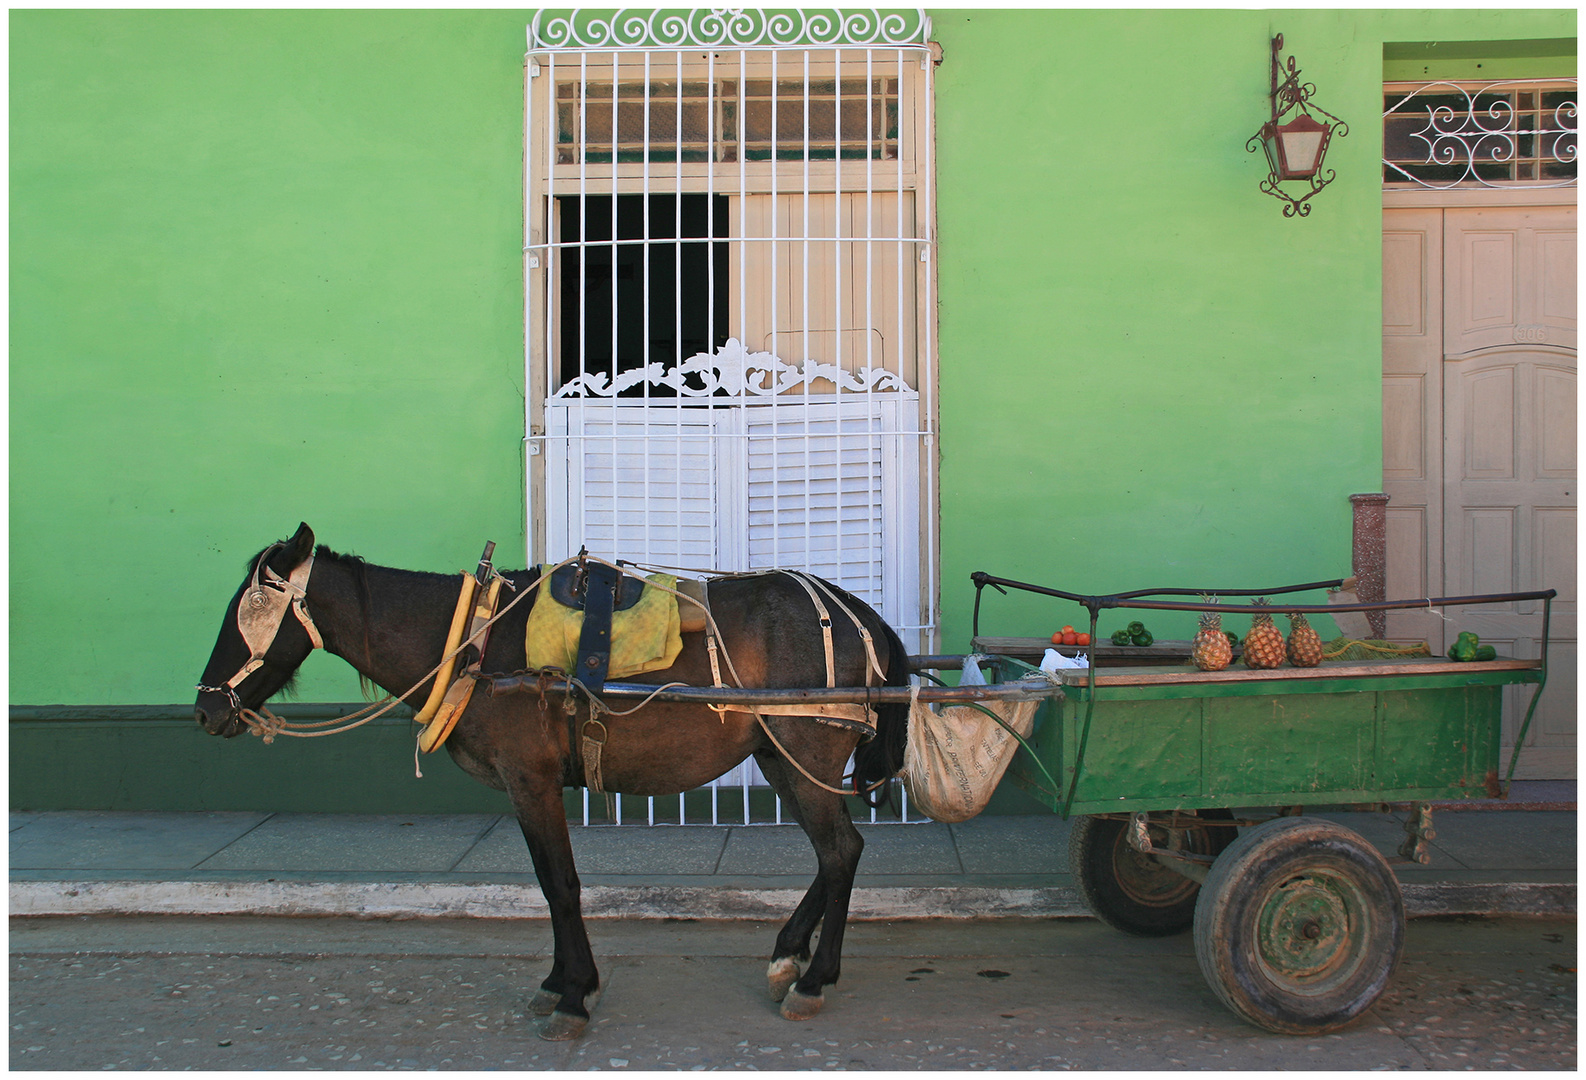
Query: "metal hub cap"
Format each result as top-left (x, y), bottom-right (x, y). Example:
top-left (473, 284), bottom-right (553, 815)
top-left (1255, 873), bottom-right (1366, 985)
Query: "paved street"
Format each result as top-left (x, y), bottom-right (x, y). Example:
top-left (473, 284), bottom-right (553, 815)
top-left (10, 914), bottom-right (1575, 1070)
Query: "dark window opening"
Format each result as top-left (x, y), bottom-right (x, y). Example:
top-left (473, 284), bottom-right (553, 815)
top-left (558, 194), bottom-right (730, 396)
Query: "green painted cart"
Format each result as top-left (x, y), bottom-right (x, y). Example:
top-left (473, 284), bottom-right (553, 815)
top-left (963, 572), bottom-right (1554, 1035)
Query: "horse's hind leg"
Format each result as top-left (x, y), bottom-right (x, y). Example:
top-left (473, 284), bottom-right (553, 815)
top-left (755, 739), bottom-right (864, 1021)
top-left (755, 751), bottom-right (828, 1002)
top-left (503, 770), bottom-right (601, 1041)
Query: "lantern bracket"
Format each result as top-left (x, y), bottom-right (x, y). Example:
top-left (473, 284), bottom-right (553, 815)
top-left (1247, 34), bottom-right (1349, 217)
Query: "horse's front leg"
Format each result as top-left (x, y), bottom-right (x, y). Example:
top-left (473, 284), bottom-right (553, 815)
top-left (504, 769), bottom-right (601, 1041)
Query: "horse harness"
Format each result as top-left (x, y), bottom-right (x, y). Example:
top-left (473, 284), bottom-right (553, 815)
top-left (568, 562), bottom-right (888, 794)
top-left (202, 540), bottom-right (888, 797)
top-left (196, 542), bottom-right (323, 713)
top-left (410, 554), bottom-right (886, 792)
top-left (412, 544), bottom-right (511, 754)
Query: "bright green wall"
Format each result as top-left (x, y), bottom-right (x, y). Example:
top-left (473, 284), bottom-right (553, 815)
top-left (928, 8), bottom-right (1576, 649)
top-left (9, 9), bottom-right (1575, 809)
top-left (11, 10), bottom-right (531, 705)
top-left (1384, 36), bottom-right (1575, 80)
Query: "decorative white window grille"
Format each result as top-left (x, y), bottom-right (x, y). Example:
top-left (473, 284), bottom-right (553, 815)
top-left (1383, 79), bottom-right (1577, 188)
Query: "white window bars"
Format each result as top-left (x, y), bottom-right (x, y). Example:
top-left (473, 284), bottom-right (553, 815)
top-left (1384, 79), bottom-right (1578, 189)
top-left (524, 9), bottom-right (936, 827)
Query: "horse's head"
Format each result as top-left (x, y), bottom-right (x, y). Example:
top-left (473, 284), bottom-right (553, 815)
top-left (194, 522), bottom-right (324, 737)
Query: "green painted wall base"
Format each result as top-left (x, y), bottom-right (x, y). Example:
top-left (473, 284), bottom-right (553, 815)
top-left (10, 713), bottom-right (512, 814)
top-left (8, 707), bottom-right (923, 820)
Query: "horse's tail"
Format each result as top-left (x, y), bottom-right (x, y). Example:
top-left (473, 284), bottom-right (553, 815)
top-left (852, 615), bottom-right (912, 809)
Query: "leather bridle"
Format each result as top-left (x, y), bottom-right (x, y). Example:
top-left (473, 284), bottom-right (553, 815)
top-left (196, 543), bottom-right (323, 713)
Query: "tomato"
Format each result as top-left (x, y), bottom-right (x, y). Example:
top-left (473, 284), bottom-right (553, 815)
top-left (1051, 631), bottom-right (1064, 645)
top-left (1060, 625), bottom-right (1075, 635)
top-left (1061, 631), bottom-right (1078, 646)
top-left (1076, 633), bottom-right (1091, 646)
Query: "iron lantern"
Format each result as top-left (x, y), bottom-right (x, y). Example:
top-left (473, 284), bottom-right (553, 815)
top-left (1248, 34), bottom-right (1348, 216)
top-left (1260, 111), bottom-right (1332, 180)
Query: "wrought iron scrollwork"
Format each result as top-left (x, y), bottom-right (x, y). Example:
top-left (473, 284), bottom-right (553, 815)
top-left (1250, 165), bottom-right (1336, 218)
top-left (1271, 44), bottom-right (1348, 139)
top-left (529, 8), bottom-right (932, 51)
top-left (1383, 79), bottom-right (1577, 189)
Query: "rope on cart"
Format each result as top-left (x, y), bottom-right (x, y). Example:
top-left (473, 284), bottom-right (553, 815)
top-left (1320, 638), bottom-right (1432, 661)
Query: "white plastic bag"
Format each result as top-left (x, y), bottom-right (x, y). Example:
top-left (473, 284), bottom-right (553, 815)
top-left (1040, 647), bottom-right (1088, 672)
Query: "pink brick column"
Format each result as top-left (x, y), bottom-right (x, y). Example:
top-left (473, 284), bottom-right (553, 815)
top-left (1350, 493), bottom-right (1389, 639)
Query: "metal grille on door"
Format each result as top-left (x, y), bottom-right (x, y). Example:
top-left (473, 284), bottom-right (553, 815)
top-left (523, 9), bottom-right (937, 823)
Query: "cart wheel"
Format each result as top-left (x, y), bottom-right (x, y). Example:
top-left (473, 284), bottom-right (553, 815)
top-left (1192, 816), bottom-right (1405, 1034)
top-left (1068, 811), bottom-right (1239, 937)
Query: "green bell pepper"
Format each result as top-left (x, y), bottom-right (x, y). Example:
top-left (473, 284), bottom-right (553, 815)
top-left (1449, 631), bottom-right (1480, 662)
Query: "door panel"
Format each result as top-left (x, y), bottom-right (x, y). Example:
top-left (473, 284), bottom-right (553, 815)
top-left (1382, 209), bottom-right (1444, 652)
top-left (1536, 229), bottom-right (1578, 337)
top-left (1446, 208), bottom-right (1577, 354)
top-left (1384, 203), bottom-right (1576, 779)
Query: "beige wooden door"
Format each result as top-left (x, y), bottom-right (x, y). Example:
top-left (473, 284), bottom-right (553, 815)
top-left (1383, 203), bottom-right (1576, 779)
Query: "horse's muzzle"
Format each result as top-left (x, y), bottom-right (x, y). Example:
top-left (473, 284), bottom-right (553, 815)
top-left (194, 695), bottom-right (244, 738)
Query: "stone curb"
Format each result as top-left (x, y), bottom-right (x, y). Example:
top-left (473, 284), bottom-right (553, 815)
top-left (10, 880), bottom-right (1575, 921)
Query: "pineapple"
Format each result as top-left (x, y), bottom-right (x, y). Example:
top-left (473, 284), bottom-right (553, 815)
top-left (1286, 611), bottom-right (1324, 667)
top-left (1243, 598), bottom-right (1286, 669)
top-left (1191, 596), bottom-right (1233, 671)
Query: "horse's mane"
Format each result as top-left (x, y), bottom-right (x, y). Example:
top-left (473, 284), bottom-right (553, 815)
top-left (308, 546), bottom-right (380, 700)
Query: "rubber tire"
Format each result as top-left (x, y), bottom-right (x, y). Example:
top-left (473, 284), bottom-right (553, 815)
top-left (1192, 816), bottom-right (1405, 1035)
top-left (1068, 811), bottom-right (1239, 937)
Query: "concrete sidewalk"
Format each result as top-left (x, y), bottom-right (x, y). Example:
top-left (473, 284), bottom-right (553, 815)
top-left (10, 782), bottom-right (1576, 920)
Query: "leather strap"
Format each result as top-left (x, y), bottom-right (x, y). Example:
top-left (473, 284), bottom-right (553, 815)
top-left (580, 718), bottom-right (609, 793)
top-left (780, 571), bottom-right (886, 687)
top-left (573, 560), bottom-right (622, 693)
top-left (782, 572), bottom-right (837, 687)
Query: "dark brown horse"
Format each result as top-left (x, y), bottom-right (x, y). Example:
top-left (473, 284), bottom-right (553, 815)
top-left (194, 523), bottom-right (910, 1039)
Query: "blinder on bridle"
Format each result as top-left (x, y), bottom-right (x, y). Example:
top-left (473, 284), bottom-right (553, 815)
top-left (196, 542), bottom-right (323, 710)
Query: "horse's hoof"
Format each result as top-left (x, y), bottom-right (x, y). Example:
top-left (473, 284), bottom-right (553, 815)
top-left (779, 988), bottom-right (825, 1021)
top-left (767, 957), bottom-right (801, 1003)
top-left (538, 1010), bottom-right (588, 1042)
top-left (535, 983), bottom-right (602, 1039)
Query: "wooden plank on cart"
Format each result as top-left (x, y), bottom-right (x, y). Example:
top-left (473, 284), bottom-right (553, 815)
top-left (1053, 657), bottom-right (1541, 687)
top-left (973, 636), bottom-right (1202, 665)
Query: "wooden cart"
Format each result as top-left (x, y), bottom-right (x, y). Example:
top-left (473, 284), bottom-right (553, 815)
top-left (962, 573), bottom-right (1554, 1035)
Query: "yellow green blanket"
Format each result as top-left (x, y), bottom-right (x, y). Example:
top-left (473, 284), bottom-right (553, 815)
top-left (525, 567), bottom-right (684, 678)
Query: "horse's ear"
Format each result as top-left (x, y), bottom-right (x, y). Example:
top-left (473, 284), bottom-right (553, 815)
top-left (283, 522), bottom-right (315, 567)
